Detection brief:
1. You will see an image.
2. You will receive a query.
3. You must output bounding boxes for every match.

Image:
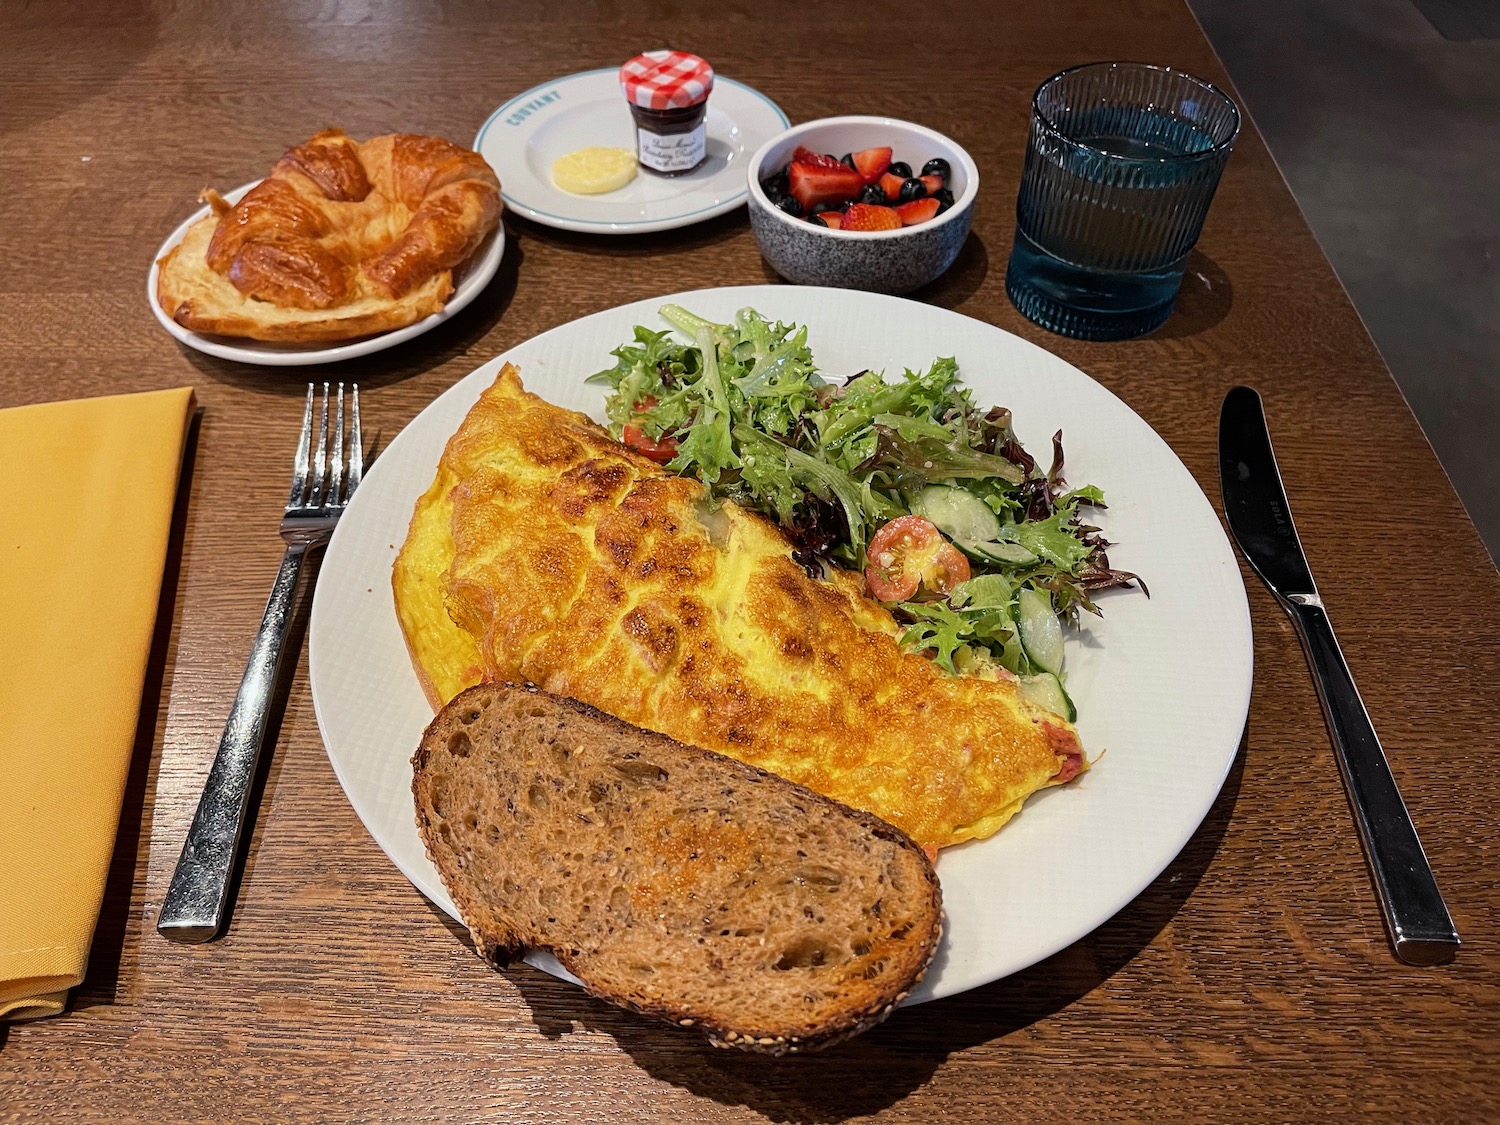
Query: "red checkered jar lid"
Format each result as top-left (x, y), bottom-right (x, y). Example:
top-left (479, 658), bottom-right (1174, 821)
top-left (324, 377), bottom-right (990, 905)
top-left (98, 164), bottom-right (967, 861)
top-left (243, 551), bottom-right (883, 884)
top-left (619, 50), bottom-right (715, 111)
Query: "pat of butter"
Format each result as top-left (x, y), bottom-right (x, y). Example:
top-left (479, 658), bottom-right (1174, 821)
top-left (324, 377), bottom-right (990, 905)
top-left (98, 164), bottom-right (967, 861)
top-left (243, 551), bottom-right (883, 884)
top-left (551, 147), bottom-right (638, 195)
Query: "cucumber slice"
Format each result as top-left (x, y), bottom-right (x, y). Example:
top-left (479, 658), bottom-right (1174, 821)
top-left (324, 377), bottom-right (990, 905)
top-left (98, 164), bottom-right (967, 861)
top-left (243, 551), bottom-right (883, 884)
top-left (956, 539), bottom-right (1040, 567)
top-left (913, 485), bottom-right (1002, 543)
top-left (991, 616), bottom-right (1027, 674)
top-left (1016, 586), bottom-right (1064, 675)
top-left (1019, 672), bottom-right (1076, 721)
top-left (950, 572), bottom-right (1012, 609)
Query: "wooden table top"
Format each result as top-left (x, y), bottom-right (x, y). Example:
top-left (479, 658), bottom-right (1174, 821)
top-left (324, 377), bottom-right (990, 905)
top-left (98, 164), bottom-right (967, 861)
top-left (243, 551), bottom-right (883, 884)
top-left (3, 1), bottom-right (1498, 1119)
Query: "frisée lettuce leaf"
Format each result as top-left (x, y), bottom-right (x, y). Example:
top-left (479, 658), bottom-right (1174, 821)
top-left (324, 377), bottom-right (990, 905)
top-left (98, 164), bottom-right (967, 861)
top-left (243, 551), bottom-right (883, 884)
top-left (587, 304), bottom-right (1143, 688)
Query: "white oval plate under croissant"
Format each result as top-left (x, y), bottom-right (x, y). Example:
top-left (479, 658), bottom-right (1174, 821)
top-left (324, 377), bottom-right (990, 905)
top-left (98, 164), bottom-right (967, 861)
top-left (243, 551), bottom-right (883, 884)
top-left (147, 182), bottom-right (505, 367)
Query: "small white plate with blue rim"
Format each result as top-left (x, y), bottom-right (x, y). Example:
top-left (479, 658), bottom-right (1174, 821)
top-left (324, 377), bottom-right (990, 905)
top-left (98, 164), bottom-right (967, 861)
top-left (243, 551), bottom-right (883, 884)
top-left (475, 68), bottom-right (788, 235)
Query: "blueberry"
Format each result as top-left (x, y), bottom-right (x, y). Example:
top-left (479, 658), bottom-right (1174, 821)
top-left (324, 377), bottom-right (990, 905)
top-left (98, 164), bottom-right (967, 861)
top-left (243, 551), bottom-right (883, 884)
top-left (776, 194), bottom-right (804, 218)
top-left (860, 182), bottom-right (887, 205)
top-left (888, 161), bottom-right (912, 179)
top-left (809, 201), bottom-right (841, 216)
top-left (898, 177), bottom-right (926, 202)
top-left (934, 187), bottom-right (955, 213)
top-left (760, 176), bottom-right (786, 202)
top-left (839, 153), bottom-right (856, 170)
top-left (921, 157), bottom-right (951, 181)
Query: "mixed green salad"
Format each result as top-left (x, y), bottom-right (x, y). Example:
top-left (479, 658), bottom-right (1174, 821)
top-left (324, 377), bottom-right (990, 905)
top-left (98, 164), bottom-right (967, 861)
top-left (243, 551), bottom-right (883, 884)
top-left (588, 305), bottom-right (1142, 719)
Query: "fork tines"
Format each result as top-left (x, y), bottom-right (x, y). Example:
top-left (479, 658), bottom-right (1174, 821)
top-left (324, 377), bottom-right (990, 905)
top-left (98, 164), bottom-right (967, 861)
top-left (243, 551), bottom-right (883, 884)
top-left (288, 383), bottom-right (362, 511)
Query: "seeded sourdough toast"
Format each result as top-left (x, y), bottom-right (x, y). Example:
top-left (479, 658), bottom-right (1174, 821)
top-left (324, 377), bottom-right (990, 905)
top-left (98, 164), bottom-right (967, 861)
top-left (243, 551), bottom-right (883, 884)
top-left (412, 682), bottom-right (943, 1054)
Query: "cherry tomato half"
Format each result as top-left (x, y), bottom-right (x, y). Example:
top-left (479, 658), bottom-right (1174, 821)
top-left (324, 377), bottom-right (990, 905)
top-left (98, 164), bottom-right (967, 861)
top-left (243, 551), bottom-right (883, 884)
top-left (621, 422), bottom-right (679, 464)
top-left (864, 515), bottom-right (971, 602)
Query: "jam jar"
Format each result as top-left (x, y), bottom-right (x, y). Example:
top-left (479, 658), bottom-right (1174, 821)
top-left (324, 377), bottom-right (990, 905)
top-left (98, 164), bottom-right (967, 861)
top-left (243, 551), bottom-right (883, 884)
top-left (619, 50), bottom-right (714, 176)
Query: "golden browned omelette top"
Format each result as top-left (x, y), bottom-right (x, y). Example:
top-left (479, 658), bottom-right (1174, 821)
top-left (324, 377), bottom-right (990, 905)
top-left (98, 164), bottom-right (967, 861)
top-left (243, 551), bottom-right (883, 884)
top-left (393, 365), bottom-right (1086, 850)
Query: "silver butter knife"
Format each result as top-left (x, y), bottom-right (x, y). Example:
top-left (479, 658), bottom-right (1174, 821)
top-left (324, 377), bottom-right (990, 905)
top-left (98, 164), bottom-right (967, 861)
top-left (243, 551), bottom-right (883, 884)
top-left (1218, 386), bottom-right (1458, 965)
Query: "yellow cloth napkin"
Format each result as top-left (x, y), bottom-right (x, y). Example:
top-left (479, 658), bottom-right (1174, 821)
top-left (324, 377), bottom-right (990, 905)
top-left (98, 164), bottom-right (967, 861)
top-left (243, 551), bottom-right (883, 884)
top-left (0, 386), bottom-right (194, 1021)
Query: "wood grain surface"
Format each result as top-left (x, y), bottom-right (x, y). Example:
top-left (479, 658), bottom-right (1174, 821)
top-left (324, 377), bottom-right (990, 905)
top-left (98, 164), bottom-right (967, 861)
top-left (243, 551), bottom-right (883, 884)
top-left (3, 1), bottom-right (1498, 1120)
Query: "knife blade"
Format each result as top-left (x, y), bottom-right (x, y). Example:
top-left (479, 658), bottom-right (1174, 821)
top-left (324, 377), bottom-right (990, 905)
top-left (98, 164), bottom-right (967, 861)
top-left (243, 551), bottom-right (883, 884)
top-left (1218, 386), bottom-right (1459, 966)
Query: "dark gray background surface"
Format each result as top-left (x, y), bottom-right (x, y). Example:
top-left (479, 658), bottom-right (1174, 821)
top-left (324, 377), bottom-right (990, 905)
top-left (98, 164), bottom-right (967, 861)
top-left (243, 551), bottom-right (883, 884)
top-left (1190, 0), bottom-right (1500, 560)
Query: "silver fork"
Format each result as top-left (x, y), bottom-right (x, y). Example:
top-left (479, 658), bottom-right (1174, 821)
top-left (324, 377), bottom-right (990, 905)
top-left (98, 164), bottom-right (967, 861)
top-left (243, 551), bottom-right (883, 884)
top-left (158, 383), bottom-right (362, 943)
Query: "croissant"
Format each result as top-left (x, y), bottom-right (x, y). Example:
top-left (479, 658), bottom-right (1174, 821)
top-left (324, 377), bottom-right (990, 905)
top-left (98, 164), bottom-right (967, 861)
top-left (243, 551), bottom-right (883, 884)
top-left (156, 129), bottom-right (502, 342)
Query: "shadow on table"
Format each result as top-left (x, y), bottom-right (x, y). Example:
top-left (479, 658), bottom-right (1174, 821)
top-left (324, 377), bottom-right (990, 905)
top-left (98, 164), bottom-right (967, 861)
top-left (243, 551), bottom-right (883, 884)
top-left (171, 219), bottom-right (525, 392)
top-left (503, 206), bottom-right (747, 259)
top-left (210, 550), bottom-right (323, 925)
top-left (1150, 250), bottom-right (1234, 339)
top-left (65, 405), bottom-right (318, 1022)
top-left (751, 232), bottom-right (991, 312)
top-left (3, 7), bottom-right (158, 136)
top-left (909, 232), bottom-right (990, 310)
top-left (67, 414), bottom-right (202, 1012)
top-left (493, 738), bottom-right (1245, 1121)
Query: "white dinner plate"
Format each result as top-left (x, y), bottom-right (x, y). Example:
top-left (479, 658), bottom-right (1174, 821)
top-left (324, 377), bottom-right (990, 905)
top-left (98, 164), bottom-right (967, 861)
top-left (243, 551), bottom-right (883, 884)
top-left (475, 69), bottom-right (788, 234)
top-left (308, 285), bottom-right (1253, 1004)
top-left (147, 181), bottom-right (506, 367)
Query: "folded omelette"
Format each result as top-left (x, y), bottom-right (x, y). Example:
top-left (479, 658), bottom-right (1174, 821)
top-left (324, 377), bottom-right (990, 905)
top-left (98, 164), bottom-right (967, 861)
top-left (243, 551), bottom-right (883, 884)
top-left (394, 366), bottom-right (1086, 850)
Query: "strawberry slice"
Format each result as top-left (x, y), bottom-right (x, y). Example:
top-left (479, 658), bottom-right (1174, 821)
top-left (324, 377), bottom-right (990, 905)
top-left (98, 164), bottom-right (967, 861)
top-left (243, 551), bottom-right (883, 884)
top-left (815, 211), bottom-right (843, 229)
top-left (894, 197), bottom-right (941, 226)
top-left (919, 174), bottom-right (944, 196)
top-left (788, 161), bottom-right (864, 211)
top-left (878, 172), bottom-right (906, 201)
top-left (851, 146), bottom-right (893, 183)
top-left (792, 145), bottom-right (847, 171)
top-left (841, 203), bottom-right (902, 231)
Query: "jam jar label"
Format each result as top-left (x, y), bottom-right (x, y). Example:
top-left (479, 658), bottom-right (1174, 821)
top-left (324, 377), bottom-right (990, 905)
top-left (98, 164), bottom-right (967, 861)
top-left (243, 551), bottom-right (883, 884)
top-left (637, 123), bottom-right (706, 173)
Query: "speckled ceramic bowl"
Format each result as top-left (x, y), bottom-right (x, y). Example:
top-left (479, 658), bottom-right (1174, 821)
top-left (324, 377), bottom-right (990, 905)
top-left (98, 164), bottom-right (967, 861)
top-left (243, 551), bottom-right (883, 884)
top-left (746, 116), bottom-right (978, 294)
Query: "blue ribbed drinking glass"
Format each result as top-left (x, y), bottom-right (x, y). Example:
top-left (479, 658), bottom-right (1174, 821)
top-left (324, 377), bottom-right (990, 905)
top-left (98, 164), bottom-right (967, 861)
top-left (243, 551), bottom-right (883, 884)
top-left (1005, 63), bottom-right (1241, 341)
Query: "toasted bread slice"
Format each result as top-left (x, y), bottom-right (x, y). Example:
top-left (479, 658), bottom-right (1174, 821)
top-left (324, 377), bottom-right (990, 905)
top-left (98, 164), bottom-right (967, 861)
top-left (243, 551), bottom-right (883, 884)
top-left (412, 682), bottom-right (943, 1054)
